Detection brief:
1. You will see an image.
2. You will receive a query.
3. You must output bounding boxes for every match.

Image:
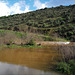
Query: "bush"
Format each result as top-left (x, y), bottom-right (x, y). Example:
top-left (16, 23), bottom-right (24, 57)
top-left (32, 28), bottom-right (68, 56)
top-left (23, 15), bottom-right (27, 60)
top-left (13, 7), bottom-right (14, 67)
top-left (26, 39), bottom-right (35, 45)
top-left (69, 60), bottom-right (75, 66)
top-left (56, 60), bottom-right (75, 75)
top-left (56, 62), bottom-right (70, 74)
top-left (70, 64), bottom-right (75, 75)
top-left (69, 60), bottom-right (75, 75)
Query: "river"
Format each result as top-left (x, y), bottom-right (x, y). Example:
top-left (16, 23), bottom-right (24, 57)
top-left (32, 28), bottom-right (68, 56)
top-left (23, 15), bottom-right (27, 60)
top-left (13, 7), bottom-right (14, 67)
top-left (0, 47), bottom-right (62, 75)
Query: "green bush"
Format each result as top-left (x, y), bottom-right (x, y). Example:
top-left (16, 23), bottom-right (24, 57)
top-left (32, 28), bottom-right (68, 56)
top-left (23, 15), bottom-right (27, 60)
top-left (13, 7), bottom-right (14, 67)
top-left (70, 64), bottom-right (75, 75)
top-left (56, 62), bottom-right (70, 74)
top-left (26, 39), bottom-right (35, 45)
top-left (56, 60), bottom-right (75, 75)
top-left (69, 60), bottom-right (75, 66)
top-left (69, 60), bottom-right (75, 75)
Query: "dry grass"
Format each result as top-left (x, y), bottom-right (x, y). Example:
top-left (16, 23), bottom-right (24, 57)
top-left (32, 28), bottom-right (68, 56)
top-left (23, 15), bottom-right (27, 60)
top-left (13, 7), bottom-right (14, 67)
top-left (58, 44), bottom-right (75, 62)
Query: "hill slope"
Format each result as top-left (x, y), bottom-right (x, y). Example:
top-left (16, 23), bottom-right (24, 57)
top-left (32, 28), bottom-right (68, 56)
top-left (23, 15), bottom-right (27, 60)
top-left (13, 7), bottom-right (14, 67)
top-left (0, 5), bottom-right (75, 42)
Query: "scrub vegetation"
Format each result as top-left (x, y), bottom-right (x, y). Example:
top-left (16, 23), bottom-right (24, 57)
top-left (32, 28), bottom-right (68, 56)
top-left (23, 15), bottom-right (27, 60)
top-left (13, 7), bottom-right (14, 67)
top-left (0, 4), bottom-right (75, 43)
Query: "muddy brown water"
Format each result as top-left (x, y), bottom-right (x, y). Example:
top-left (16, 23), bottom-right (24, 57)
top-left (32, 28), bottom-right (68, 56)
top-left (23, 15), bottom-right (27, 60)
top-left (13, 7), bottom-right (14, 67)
top-left (0, 47), bottom-right (62, 75)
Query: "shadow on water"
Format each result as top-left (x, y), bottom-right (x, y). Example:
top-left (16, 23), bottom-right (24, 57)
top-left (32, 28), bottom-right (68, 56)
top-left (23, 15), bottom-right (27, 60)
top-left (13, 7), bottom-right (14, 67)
top-left (0, 47), bottom-right (62, 75)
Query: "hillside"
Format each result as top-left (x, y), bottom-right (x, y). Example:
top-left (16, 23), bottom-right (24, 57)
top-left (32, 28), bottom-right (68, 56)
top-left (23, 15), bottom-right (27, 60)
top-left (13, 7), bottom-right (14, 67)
top-left (0, 5), bottom-right (75, 42)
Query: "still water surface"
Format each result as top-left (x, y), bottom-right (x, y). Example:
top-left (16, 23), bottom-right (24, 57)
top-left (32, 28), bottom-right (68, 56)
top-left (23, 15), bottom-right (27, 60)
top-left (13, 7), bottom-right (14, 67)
top-left (0, 47), bottom-right (61, 75)
top-left (0, 62), bottom-right (61, 75)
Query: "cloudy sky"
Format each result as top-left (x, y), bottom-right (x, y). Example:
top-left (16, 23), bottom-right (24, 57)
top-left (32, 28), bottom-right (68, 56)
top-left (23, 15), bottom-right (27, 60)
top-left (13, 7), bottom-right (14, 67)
top-left (0, 0), bottom-right (75, 17)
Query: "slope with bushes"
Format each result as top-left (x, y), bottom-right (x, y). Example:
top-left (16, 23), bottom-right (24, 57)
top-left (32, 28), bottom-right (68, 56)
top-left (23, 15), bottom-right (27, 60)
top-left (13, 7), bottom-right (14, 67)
top-left (0, 5), bottom-right (75, 41)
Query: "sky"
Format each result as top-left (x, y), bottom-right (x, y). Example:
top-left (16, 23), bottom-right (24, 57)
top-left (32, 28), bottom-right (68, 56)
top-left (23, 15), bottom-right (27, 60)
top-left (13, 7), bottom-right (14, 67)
top-left (0, 0), bottom-right (75, 17)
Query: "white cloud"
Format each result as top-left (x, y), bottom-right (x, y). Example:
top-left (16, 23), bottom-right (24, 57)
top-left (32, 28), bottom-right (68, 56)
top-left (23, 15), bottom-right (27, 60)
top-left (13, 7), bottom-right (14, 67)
top-left (33, 0), bottom-right (47, 9)
top-left (10, 2), bottom-right (22, 14)
top-left (0, 1), bottom-right (30, 17)
top-left (24, 5), bottom-right (30, 12)
top-left (0, 1), bottom-right (10, 16)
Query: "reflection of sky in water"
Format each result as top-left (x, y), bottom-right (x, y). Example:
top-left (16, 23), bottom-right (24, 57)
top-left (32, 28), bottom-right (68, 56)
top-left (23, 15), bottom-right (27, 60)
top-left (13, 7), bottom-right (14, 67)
top-left (0, 62), bottom-right (60, 75)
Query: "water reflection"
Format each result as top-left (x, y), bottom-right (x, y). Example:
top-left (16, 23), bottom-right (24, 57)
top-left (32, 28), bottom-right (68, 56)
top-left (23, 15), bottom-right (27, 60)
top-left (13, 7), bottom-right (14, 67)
top-left (0, 47), bottom-right (61, 75)
top-left (0, 47), bottom-right (61, 71)
top-left (0, 62), bottom-right (60, 75)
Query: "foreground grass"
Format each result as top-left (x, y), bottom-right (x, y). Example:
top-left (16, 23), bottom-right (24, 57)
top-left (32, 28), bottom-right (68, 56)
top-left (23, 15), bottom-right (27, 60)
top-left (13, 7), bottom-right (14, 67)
top-left (0, 45), bottom-right (43, 48)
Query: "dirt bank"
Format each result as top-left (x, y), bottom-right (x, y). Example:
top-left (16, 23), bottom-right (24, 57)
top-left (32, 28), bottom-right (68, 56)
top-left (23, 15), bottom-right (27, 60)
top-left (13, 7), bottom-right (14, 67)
top-left (35, 41), bottom-right (72, 46)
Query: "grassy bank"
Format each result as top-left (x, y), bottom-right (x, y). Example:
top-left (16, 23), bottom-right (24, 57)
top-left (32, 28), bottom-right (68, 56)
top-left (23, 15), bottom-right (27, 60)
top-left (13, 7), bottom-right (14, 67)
top-left (0, 44), bottom-right (43, 48)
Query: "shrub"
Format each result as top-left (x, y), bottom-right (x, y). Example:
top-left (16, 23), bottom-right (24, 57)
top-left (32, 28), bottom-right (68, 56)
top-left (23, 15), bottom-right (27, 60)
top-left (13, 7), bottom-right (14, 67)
top-left (69, 60), bottom-right (75, 75)
top-left (56, 62), bottom-right (70, 74)
top-left (56, 60), bottom-right (75, 75)
top-left (69, 60), bottom-right (75, 66)
top-left (26, 39), bottom-right (35, 45)
top-left (70, 64), bottom-right (75, 75)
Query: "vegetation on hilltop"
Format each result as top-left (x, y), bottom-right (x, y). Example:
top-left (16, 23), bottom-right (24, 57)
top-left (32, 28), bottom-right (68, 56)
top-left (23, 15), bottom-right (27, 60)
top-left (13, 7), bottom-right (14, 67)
top-left (0, 5), bottom-right (75, 41)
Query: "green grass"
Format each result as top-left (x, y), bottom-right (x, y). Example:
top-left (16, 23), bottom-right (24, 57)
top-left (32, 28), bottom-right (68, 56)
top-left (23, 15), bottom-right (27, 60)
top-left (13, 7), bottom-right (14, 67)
top-left (0, 45), bottom-right (43, 48)
top-left (0, 29), bottom-right (26, 35)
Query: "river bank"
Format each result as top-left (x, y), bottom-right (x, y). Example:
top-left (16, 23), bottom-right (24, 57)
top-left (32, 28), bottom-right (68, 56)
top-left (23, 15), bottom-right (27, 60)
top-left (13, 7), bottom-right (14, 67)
top-left (0, 41), bottom-right (75, 48)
